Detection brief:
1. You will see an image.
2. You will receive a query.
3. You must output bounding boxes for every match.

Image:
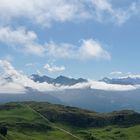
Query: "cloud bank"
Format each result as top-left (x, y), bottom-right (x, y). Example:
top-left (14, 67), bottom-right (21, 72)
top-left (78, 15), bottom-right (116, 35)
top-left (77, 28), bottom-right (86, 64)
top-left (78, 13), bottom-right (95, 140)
top-left (66, 80), bottom-right (137, 91)
top-left (0, 60), bottom-right (58, 93)
top-left (0, 60), bottom-right (138, 94)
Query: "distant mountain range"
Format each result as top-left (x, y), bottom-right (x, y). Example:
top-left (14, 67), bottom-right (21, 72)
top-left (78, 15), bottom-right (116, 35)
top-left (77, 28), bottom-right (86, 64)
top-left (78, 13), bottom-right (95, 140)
top-left (101, 76), bottom-right (140, 85)
top-left (31, 74), bottom-right (140, 86)
top-left (1, 74), bottom-right (140, 112)
top-left (30, 74), bottom-right (87, 86)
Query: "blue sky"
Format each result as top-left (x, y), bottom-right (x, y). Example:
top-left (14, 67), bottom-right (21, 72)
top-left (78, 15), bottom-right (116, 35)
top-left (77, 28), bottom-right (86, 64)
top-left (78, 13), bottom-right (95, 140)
top-left (0, 0), bottom-right (140, 80)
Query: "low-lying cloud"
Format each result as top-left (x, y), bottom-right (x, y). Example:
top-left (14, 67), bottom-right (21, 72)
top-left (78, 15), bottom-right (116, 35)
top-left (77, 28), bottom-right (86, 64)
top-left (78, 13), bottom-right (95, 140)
top-left (0, 60), bottom-right (138, 94)
top-left (0, 60), bottom-right (58, 93)
top-left (61, 80), bottom-right (137, 91)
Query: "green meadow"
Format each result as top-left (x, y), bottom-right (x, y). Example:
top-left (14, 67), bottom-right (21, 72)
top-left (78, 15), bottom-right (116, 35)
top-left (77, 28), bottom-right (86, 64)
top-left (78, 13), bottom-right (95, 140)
top-left (0, 102), bottom-right (140, 140)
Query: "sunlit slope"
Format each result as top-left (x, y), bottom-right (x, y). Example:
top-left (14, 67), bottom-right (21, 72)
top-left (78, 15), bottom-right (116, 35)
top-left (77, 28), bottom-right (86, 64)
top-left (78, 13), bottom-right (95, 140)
top-left (0, 102), bottom-right (140, 140)
top-left (0, 103), bottom-right (78, 140)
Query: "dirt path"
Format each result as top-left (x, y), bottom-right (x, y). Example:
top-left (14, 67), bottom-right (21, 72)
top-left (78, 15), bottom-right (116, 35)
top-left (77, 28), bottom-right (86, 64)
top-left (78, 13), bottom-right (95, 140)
top-left (26, 104), bottom-right (82, 140)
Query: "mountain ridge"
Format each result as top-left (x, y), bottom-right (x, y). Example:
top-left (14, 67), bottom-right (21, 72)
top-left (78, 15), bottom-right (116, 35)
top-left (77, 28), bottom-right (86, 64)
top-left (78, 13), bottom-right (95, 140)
top-left (30, 74), bottom-right (87, 86)
top-left (101, 76), bottom-right (140, 85)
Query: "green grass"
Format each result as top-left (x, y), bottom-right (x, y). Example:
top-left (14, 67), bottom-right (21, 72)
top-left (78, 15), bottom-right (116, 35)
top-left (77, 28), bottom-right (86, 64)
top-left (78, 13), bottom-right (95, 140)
top-left (0, 104), bottom-right (45, 123)
top-left (0, 103), bottom-right (78, 140)
top-left (53, 123), bottom-right (140, 140)
top-left (0, 101), bottom-right (140, 140)
top-left (6, 129), bottom-right (77, 140)
top-left (85, 125), bottom-right (140, 140)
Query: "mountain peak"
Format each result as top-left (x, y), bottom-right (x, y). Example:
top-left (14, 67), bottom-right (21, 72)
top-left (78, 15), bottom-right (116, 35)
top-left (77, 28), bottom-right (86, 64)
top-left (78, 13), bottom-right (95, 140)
top-left (31, 74), bottom-right (87, 86)
top-left (30, 74), bottom-right (54, 84)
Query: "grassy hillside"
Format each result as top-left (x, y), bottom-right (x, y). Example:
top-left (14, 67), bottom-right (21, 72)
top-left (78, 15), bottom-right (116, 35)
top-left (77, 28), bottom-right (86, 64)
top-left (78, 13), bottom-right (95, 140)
top-left (27, 102), bottom-right (140, 127)
top-left (0, 101), bottom-right (140, 140)
top-left (0, 103), bottom-right (78, 140)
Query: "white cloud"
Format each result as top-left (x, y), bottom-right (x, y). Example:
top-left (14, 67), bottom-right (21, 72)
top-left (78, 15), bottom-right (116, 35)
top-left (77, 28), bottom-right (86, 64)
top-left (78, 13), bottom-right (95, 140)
top-left (46, 39), bottom-right (111, 60)
top-left (92, 0), bottom-right (113, 14)
top-left (109, 72), bottom-right (140, 79)
top-left (46, 41), bottom-right (75, 59)
top-left (63, 80), bottom-right (137, 91)
top-left (0, 0), bottom-right (90, 27)
top-left (79, 39), bottom-right (111, 60)
top-left (0, 26), bottom-right (45, 56)
top-left (91, 0), bottom-right (140, 25)
top-left (0, 60), bottom-right (58, 93)
top-left (0, 0), bottom-right (139, 27)
top-left (0, 26), bottom-right (110, 60)
top-left (44, 64), bottom-right (65, 73)
top-left (110, 71), bottom-right (123, 76)
top-left (119, 74), bottom-right (140, 79)
top-left (0, 60), bottom-right (139, 93)
top-left (89, 80), bottom-right (136, 91)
